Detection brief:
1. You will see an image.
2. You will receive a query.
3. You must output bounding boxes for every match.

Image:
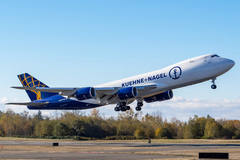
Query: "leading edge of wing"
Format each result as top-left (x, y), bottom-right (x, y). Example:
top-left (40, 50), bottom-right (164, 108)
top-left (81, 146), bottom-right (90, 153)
top-left (11, 86), bottom-right (118, 96)
top-left (11, 83), bottom-right (164, 97)
top-left (11, 87), bottom-right (77, 93)
top-left (6, 102), bottom-right (49, 106)
top-left (11, 87), bottom-right (79, 97)
top-left (11, 86), bottom-right (117, 92)
top-left (135, 83), bottom-right (158, 90)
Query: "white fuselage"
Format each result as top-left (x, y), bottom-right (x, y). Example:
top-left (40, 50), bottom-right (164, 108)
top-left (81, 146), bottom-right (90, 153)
top-left (91, 54), bottom-right (234, 105)
top-left (10, 54), bottom-right (234, 111)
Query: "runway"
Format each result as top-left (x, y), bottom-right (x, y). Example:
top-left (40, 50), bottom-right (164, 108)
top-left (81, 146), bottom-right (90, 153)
top-left (2, 140), bottom-right (240, 147)
top-left (0, 140), bottom-right (240, 160)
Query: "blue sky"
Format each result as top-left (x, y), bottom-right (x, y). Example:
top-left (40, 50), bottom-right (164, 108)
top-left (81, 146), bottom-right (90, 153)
top-left (0, 0), bottom-right (239, 121)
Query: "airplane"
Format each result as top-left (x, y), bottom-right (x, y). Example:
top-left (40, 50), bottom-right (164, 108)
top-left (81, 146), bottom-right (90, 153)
top-left (7, 54), bottom-right (235, 112)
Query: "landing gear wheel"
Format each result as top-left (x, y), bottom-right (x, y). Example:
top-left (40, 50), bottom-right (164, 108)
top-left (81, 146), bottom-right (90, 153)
top-left (119, 106), bottom-right (122, 111)
top-left (211, 84), bottom-right (217, 89)
top-left (121, 107), bottom-right (126, 112)
top-left (211, 78), bottom-right (217, 89)
top-left (136, 106), bottom-right (141, 111)
top-left (114, 107), bottom-right (120, 111)
top-left (136, 99), bottom-right (143, 111)
top-left (137, 102), bottom-right (143, 107)
top-left (115, 102), bottom-right (131, 112)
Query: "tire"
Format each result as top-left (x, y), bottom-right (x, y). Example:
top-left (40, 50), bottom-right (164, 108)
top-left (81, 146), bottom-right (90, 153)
top-left (137, 102), bottom-right (143, 107)
top-left (135, 106), bottom-right (141, 111)
top-left (211, 85), bottom-right (217, 89)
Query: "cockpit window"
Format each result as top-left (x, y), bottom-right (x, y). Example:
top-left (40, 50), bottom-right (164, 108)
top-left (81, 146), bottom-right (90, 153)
top-left (211, 54), bottom-right (220, 58)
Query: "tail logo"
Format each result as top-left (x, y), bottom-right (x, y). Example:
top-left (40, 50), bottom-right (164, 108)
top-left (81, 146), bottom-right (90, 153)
top-left (18, 74), bottom-right (47, 100)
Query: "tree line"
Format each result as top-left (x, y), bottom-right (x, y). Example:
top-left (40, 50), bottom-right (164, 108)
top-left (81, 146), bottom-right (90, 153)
top-left (0, 108), bottom-right (240, 140)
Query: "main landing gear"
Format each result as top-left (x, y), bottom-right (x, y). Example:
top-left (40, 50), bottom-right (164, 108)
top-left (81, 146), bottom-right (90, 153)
top-left (211, 78), bottom-right (217, 89)
top-left (114, 100), bottom-right (144, 112)
top-left (114, 102), bottom-right (130, 112)
top-left (135, 100), bottom-right (143, 111)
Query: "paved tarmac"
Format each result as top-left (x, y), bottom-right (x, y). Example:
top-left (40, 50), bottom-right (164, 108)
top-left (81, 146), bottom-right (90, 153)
top-left (1, 140), bottom-right (240, 147)
top-left (0, 152), bottom-right (178, 160)
top-left (0, 141), bottom-right (239, 160)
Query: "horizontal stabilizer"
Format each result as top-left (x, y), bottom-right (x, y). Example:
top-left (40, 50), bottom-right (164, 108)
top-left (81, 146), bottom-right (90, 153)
top-left (6, 102), bottom-right (49, 106)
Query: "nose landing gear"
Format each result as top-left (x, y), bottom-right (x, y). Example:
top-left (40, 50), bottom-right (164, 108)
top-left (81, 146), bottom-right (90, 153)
top-left (211, 78), bottom-right (217, 89)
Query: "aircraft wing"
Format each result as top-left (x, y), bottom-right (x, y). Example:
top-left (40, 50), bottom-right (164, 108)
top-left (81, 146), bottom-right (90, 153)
top-left (12, 83), bottom-right (159, 94)
top-left (11, 86), bottom-right (79, 96)
top-left (6, 102), bottom-right (49, 106)
top-left (11, 86), bottom-right (118, 97)
top-left (11, 83), bottom-right (162, 101)
top-left (135, 83), bottom-right (158, 90)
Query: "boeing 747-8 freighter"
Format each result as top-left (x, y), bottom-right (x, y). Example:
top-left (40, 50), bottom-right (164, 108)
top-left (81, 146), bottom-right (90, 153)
top-left (7, 54), bottom-right (235, 112)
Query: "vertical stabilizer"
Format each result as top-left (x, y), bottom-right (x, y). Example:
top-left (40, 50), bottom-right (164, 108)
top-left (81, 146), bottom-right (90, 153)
top-left (18, 73), bottom-right (57, 101)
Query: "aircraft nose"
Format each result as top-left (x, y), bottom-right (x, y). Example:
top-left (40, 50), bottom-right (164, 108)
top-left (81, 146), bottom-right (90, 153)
top-left (219, 58), bottom-right (235, 72)
top-left (216, 58), bottom-right (235, 73)
top-left (226, 59), bottom-right (235, 69)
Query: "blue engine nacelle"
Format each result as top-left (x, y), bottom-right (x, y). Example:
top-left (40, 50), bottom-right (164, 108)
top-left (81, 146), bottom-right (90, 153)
top-left (144, 90), bottom-right (173, 103)
top-left (76, 87), bottom-right (96, 100)
top-left (118, 87), bottom-right (138, 100)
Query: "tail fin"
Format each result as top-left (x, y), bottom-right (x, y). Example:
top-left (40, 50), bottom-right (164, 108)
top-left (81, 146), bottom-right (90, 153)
top-left (18, 73), bottom-right (57, 101)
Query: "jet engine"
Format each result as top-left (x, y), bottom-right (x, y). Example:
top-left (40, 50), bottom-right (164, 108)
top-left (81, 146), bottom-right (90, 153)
top-left (144, 90), bottom-right (173, 103)
top-left (75, 87), bottom-right (96, 100)
top-left (118, 87), bottom-right (138, 100)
